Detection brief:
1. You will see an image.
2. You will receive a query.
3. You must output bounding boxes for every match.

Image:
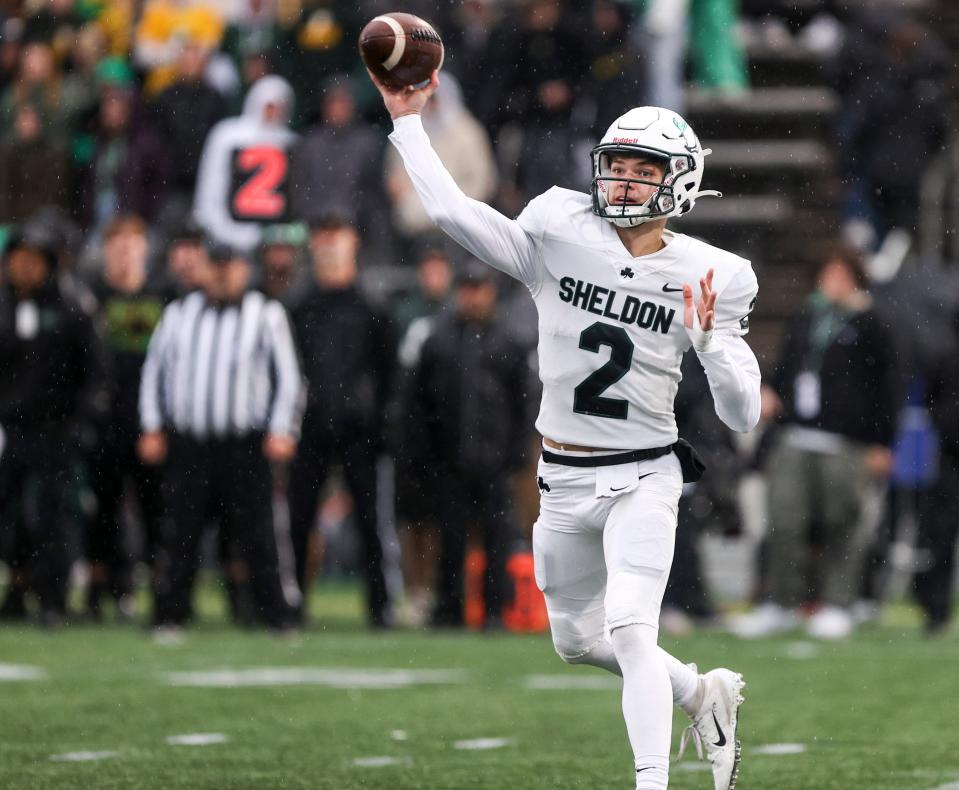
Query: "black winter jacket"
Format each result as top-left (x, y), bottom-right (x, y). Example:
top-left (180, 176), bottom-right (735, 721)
top-left (405, 312), bottom-right (533, 478)
top-left (0, 279), bottom-right (106, 432)
top-left (153, 81), bottom-right (228, 193)
top-left (291, 284), bottom-right (395, 440)
top-left (770, 298), bottom-right (901, 447)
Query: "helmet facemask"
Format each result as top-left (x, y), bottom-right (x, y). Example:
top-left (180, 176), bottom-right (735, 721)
top-left (590, 144), bottom-right (698, 228)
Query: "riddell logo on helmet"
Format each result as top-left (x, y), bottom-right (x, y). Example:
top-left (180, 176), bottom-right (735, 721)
top-left (612, 137), bottom-right (638, 143)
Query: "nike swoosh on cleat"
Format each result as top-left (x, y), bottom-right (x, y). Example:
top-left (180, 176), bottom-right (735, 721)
top-left (662, 284), bottom-right (684, 293)
top-left (711, 710), bottom-right (727, 747)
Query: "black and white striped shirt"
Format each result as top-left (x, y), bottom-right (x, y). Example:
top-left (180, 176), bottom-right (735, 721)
top-left (139, 290), bottom-right (304, 439)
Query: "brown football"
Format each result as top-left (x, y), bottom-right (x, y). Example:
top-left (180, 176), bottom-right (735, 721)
top-left (359, 12), bottom-right (444, 90)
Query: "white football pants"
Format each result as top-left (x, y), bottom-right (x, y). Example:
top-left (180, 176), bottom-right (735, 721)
top-left (532, 447), bottom-right (688, 788)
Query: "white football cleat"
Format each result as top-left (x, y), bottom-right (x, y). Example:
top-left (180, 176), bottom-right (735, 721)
top-left (677, 667), bottom-right (745, 790)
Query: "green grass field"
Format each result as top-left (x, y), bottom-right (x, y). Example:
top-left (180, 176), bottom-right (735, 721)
top-left (1, 582), bottom-right (957, 790)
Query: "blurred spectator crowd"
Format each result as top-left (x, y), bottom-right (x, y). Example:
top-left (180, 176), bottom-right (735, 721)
top-left (0, 0), bottom-right (957, 638)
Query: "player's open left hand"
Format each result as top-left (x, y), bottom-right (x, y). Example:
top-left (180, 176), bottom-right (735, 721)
top-left (366, 68), bottom-right (439, 120)
top-left (683, 268), bottom-right (716, 332)
top-left (683, 268), bottom-right (718, 352)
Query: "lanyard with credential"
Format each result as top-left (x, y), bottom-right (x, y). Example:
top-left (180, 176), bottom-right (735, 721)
top-left (802, 292), bottom-right (857, 375)
top-left (793, 293), bottom-right (856, 420)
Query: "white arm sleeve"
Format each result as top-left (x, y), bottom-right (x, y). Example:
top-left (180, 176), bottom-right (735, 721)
top-left (388, 114), bottom-right (543, 289)
top-left (695, 266), bottom-right (761, 433)
top-left (697, 335), bottom-right (761, 433)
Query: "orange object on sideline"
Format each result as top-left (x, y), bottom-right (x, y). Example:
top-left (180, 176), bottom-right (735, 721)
top-left (503, 552), bottom-right (549, 633)
top-left (464, 549), bottom-right (487, 630)
top-left (465, 550), bottom-right (550, 632)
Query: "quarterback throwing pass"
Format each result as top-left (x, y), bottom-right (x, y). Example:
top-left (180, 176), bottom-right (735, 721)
top-left (369, 67), bottom-right (760, 790)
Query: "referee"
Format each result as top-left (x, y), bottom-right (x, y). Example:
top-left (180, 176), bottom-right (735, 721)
top-left (138, 242), bottom-right (302, 631)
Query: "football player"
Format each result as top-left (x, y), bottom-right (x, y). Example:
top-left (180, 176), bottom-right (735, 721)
top-left (369, 69), bottom-right (758, 790)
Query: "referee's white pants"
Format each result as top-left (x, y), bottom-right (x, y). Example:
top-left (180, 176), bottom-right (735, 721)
top-left (532, 450), bottom-right (683, 661)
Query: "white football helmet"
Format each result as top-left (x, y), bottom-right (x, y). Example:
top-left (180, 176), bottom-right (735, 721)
top-left (590, 106), bottom-right (721, 228)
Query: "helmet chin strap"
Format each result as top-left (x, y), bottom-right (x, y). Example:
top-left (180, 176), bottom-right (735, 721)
top-left (605, 213), bottom-right (658, 228)
top-left (605, 184), bottom-right (653, 214)
top-left (602, 188), bottom-right (657, 227)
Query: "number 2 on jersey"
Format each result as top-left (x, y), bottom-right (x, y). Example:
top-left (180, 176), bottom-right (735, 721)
top-left (573, 322), bottom-right (633, 419)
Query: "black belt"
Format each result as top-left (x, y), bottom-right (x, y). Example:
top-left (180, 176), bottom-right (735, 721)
top-left (542, 444), bottom-right (673, 467)
top-left (541, 439), bottom-right (706, 482)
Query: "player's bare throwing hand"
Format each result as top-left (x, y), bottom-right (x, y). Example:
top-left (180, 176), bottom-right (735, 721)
top-left (370, 65), bottom-right (758, 790)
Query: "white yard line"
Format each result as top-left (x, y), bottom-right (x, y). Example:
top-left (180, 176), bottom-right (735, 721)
top-left (166, 667), bottom-right (468, 689)
top-left (453, 737), bottom-right (515, 751)
top-left (0, 664), bottom-right (45, 681)
top-left (785, 642), bottom-right (820, 660)
top-left (166, 733), bottom-right (229, 746)
top-left (752, 743), bottom-right (807, 756)
top-left (49, 751), bottom-right (119, 762)
top-left (352, 756), bottom-right (413, 768)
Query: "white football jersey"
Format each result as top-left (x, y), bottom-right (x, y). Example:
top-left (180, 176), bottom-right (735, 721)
top-left (517, 187), bottom-right (757, 449)
top-left (388, 115), bottom-right (760, 450)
